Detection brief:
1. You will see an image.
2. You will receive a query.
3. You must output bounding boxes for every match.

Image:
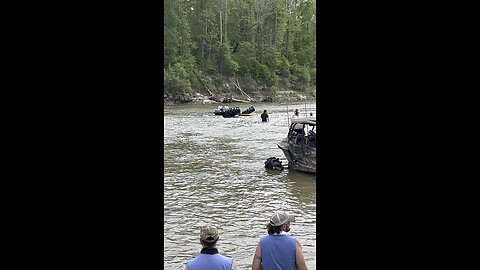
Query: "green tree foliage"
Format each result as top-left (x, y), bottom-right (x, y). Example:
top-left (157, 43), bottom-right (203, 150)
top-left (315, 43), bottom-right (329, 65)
top-left (164, 0), bottom-right (316, 97)
top-left (164, 64), bottom-right (190, 94)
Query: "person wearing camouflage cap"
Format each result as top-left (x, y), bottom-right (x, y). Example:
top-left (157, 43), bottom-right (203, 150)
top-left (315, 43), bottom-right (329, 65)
top-left (185, 225), bottom-right (236, 270)
top-left (251, 211), bottom-right (308, 270)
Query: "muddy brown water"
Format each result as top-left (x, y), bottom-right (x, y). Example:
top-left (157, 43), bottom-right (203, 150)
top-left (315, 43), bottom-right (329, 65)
top-left (164, 101), bottom-right (316, 269)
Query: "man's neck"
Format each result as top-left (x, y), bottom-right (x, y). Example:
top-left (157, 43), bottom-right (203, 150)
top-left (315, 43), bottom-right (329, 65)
top-left (200, 247), bottom-right (218, 254)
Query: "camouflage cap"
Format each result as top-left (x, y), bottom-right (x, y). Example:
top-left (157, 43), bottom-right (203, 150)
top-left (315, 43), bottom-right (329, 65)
top-left (269, 211), bottom-right (296, 227)
top-left (200, 225), bottom-right (219, 243)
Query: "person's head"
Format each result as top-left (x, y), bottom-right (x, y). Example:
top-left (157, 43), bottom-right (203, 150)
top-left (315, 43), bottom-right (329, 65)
top-left (264, 110), bottom-right (267, 113)
top-left (266, 211), bottom-right (295, 235)
top-left (294, 109), bottom-right (299, 116)
top-left (200, 225), bottom-right (219, 248)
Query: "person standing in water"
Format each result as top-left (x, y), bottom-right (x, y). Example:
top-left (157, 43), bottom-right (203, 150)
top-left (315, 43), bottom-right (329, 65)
top-left (291, 109), bottom-right (300, 121)
top-left (291, 109), bottom-right (304, 134)
top-left (261, 110), bottom-right (269, 122)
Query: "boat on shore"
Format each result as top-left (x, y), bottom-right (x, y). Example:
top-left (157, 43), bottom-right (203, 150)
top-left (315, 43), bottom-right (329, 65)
top-left (277, 117), bottom-right (316, 174)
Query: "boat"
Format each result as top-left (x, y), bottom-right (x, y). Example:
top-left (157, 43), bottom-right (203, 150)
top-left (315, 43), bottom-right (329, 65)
top-left (214, 105), bottom-right (229, 115)
top-left (222, 107), bottom-right (241, 118)
top-left (239, 106), bottom-right (255, 116)
top-left (277, 117), bottom-right (316, 174)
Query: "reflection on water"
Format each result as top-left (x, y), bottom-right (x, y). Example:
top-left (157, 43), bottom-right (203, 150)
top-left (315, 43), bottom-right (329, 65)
top-left (164, 102), bottom-right (316, 269)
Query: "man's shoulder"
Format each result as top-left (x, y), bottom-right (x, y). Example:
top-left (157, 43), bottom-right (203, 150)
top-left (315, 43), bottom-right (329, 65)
top-left (261, 233), bottom-right (295, 239)
top-left (279, 234), bottom-right (297, 242)
top-left (188, 253), bottom-right (233, 264)
top-left (214, 253), bottom-right (233, 262)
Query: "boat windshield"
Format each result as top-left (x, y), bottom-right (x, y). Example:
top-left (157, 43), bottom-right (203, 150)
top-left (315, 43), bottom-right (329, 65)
top-left (288, 118), bottom-right (316, 137)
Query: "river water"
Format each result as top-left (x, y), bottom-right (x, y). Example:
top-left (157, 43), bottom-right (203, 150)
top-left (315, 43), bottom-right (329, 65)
top-left (164, 101), bottom-right (317, 269)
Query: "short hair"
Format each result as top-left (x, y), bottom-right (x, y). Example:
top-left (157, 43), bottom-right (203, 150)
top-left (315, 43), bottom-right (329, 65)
top-left (264, 110), bottom-right (267, 113)
top-left (266, 223), bottom-right (283, 235)
top-left (200, 239), bottom-right (218, 248)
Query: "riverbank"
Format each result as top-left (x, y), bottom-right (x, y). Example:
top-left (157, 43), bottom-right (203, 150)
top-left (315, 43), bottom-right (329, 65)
top-left (164, 76), bottom-right (316, 105)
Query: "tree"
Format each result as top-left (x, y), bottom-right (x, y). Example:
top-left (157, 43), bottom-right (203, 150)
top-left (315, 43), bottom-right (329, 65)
top-left (164, 0), bottom-right (317, 99)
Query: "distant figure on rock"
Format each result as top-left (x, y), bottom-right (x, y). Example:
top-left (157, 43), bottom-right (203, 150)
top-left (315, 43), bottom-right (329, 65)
top-left (261, 110), bottom-right (269, 122)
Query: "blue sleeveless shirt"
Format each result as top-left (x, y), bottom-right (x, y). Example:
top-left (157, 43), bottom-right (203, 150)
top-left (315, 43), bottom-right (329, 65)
top-left (186, 253), bottom-right (232, 270)
top-left (260, 234), bottom-right (297, 270)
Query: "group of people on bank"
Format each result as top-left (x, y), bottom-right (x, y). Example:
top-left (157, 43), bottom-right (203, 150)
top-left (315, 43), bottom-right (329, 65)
top-left (184, 211), bottom-right (309, 270)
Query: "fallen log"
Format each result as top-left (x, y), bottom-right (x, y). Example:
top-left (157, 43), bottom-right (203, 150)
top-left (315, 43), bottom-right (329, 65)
top-left (230, 77), bottom-right (255, 102)
top-left (231, 97), bottom-right (249, 103)
top-left (197, 75), bottom-right (214, 96)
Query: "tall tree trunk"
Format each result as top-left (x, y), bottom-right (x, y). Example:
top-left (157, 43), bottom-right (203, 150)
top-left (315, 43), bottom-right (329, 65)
top-left (220, 11), bottom-right (223, 44)
top-left (225, 0), bottom-right (227, 41)
top-left (219, 9), bottom-right (223, 75)
top-left (274, 13), bottom-right (277, 47)
top-left (202, 21), bottom-right (205, 61)
top-left (313, 0), bottom-right (316, 54)
top-left (284, 1), bottom-right (289, 57)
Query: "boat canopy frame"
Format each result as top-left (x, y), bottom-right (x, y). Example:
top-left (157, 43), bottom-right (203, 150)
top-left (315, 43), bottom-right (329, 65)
top-left (288, 117), bottom-right (316, 138)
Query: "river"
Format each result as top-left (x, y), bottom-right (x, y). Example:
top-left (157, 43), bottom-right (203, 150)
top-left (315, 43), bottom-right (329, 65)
top-left (164, 101), bottom-right (317, 269)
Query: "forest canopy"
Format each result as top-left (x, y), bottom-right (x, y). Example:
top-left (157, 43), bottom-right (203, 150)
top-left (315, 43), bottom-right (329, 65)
top-left (164, 0), bottom-right (316, 100)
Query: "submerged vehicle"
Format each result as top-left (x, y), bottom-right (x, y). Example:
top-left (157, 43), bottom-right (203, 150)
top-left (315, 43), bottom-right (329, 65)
top-left (222, 107), bottom-right (241, 118)
top-left (239, 106), bottom-right (255, 116)
top-left (214, 105), bottom-right (229, 115)
top-left (277, 117), bottom-right (316, 174)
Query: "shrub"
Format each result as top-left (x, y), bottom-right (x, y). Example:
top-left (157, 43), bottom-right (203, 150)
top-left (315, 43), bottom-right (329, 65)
top-left (164, 63), bottom-right (192, 95)
top-left (291, 64), bottom-right (311, 83)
